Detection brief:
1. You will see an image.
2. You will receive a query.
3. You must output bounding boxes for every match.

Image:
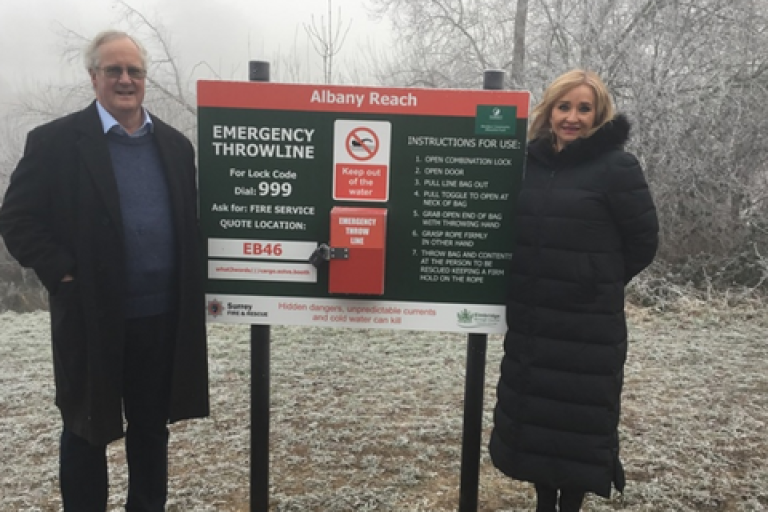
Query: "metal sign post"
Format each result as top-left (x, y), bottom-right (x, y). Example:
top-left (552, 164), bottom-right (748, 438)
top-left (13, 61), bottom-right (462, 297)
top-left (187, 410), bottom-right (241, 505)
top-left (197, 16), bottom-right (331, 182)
top-left (248, 61), bottom-right (271, 512)
top-left (458, 66), bottom-right (507, 512)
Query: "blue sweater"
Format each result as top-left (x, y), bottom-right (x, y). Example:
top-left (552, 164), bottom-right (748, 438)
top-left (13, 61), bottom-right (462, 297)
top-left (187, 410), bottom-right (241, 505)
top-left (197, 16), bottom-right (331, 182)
top-left (107, 130), bottom-right (177, 318)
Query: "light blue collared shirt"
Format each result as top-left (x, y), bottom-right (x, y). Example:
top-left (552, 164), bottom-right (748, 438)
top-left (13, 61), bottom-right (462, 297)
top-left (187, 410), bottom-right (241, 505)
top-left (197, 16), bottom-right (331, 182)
top-left (96, 101), bottom-right (154, 137)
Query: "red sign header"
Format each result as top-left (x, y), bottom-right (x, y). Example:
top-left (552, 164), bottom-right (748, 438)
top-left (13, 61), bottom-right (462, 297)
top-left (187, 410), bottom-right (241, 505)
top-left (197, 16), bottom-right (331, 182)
top-left (198, 81), bottom-right (529, 118)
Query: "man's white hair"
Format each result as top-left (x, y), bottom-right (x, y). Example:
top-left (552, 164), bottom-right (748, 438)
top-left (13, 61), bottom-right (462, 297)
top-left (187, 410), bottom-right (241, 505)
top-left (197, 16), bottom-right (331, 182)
top-left (83, 30), bottom-right (148, 72)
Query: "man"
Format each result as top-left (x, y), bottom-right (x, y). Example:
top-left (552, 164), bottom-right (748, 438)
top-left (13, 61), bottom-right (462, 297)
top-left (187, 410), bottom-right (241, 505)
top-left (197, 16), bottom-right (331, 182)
top-left (0, 31), bottom-right (209, 511)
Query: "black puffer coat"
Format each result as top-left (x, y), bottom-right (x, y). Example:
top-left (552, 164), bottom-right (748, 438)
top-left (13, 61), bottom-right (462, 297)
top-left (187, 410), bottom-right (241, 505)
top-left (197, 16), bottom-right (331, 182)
top-left (489, 115), bottom-right (658, 497)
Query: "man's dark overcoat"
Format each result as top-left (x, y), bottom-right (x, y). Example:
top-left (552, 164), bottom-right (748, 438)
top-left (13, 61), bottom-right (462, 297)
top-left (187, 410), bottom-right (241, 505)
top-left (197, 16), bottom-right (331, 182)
top-left (489, 115), bottom-right (658, 497)
top-left (0, 102), bottom-right (209, 446)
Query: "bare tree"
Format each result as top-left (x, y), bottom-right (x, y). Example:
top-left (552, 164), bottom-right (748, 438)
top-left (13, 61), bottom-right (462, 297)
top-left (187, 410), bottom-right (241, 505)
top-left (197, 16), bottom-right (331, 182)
top-left (0, 0), bottom-right (205, 310)
top-left (369, 0), bottom-right (523, 88)
top-left (12, 0), bottom-right (201, 138)
top-left (304, 0), bottom-right (352, 84)
top-left (269, 28), bottom-right (315, 83)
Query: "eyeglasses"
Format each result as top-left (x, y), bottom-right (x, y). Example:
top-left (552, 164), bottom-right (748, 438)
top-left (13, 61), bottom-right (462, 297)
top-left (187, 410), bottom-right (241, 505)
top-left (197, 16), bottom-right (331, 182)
top-left (96, 65), bottom-right (147, 80)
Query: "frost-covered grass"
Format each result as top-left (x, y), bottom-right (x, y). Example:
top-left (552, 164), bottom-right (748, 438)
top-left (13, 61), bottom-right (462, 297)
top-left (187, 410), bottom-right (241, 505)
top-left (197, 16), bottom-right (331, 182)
top-left (1, 307), bottom-right (766, 511)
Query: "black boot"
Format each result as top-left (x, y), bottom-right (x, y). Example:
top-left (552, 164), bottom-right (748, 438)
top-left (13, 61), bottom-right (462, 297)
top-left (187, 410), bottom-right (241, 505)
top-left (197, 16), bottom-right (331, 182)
top-left (558, 488), bottom-right (585, 512)
top-left (534, 483), bottom-right (558, 512)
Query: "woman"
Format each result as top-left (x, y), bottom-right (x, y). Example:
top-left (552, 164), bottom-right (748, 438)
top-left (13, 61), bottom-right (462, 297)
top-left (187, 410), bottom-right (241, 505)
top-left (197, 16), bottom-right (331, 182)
top-left (489, 70), bottom-right (659, 511)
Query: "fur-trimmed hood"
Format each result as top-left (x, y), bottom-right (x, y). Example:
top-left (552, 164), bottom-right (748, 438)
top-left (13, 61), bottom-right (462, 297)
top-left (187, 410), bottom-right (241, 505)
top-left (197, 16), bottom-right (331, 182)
top-left (528, 114), bottom-right (631, 167)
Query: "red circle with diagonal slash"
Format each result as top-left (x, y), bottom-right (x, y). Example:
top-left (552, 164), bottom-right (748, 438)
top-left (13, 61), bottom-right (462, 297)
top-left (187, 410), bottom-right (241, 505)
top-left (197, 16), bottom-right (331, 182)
top-left (345, 127), bottom-right (379, 161)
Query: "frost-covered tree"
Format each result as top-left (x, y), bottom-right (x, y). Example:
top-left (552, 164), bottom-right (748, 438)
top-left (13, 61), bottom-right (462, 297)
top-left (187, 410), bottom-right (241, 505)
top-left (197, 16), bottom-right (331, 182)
top-left (370, 0), bottom-right (768, 286)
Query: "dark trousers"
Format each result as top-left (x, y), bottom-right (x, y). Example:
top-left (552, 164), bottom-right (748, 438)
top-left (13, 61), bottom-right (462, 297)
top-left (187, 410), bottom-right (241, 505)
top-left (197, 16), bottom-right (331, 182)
top-left (60, 312), bottom-right (176, 512)
top-left (535, 483), bottom-right (586, 512)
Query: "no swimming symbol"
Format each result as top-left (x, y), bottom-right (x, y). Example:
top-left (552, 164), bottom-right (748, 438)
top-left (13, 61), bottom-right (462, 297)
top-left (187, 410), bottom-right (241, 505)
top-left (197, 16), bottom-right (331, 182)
top-left (346, 127), bottom-right (380, 161)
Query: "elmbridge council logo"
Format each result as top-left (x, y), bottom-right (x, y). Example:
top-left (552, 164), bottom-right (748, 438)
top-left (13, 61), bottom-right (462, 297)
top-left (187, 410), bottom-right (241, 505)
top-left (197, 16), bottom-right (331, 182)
top-left (475, 105), bottom-right (516, 136)
top-left (207, 299), bottom-right (224, 318)
top-left (457, 308), bottom-right (502, 329)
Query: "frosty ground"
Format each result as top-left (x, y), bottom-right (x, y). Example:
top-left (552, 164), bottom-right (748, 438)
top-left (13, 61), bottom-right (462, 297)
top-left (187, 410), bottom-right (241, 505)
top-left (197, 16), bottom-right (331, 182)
top-left (1, 305), bottom-right (766, 511)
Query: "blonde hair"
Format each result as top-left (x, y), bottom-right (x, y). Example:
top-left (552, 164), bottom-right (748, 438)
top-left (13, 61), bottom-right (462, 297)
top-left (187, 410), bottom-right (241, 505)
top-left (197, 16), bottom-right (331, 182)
top-left (84, 30), bottom-right (148, 73)
top-left (527, 69), bottom-right (615, 141)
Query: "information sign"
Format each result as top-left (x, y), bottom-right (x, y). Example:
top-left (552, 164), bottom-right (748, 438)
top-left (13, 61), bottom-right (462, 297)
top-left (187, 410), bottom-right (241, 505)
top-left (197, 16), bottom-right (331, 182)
top-left (198, 81), bottom-right (529, 333)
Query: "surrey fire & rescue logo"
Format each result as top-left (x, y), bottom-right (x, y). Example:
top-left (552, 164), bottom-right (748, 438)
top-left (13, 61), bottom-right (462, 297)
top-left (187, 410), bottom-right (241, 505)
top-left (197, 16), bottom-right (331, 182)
top-left (207, 299), bottom-right (224, 317)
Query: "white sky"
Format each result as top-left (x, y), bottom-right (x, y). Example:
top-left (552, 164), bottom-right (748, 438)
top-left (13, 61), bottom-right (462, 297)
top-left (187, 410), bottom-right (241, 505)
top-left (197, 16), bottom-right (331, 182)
top-left (0, 0), bottom-right (391, 100)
